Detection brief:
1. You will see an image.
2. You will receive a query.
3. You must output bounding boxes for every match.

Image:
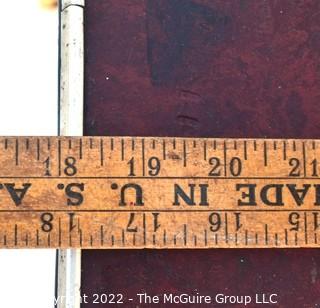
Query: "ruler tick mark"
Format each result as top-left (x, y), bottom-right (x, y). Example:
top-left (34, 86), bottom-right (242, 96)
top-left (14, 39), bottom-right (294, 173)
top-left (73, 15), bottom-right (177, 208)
top-left (15, 139), bottom-right (19, 166)
top-left (302, 141), bottom-right (307, 178)
top-left (193, 235), bottom-right (197, 246)
top-left (304, 212), bottom-right (308, 244)
top-left (143, 213), bottom-right (146, 245)
top-left (25, 138), bottom-right (30, 150)
top-left (36, 138), bottom-right (40, 161)
top-left (213, 140), bottom-right (217, 150)
top-left (204, 229), bottom-right (207, 246)
top-left (163, 230), bottom-right (167, 245)
top-left (283, 141), bottom-right (287, 160)
top-left (36, 230), bottom-right (39, 246)
top-left (121, 138), bottom-right (125, 161)
top-left (183, 140), bottom-right (187, 167)
top-left (203, 140), bottom-right (207, 161)
top-left (263, 141), bottom-right (268, 166)
top-left (58, 140), bottom-right (61, 176)
top-left (142, 139), bottom-right (146, 177)
top-left (111, 138), bottom-right (114, 151)
top-left (244, 140), bottom-right (247, 160)
top-left (100, 139), bottom-right (104, 166)
top-left (79, 138), bottom-right (83, 159)
top-left (264, 224), bottom-right (268, 245)
top-left (245, 230), bottom-right (248, 246)
top-left (225, 213), bottom-right (228, 244)
top-left (183, 224), bottom-right (187, 246)
top-left (223, 141), bottom-right (227, 177)
top-left (100, 225), bottom-right (104, 246)
top-left (58, 218), bottom-right (62, 246)
top-left (162, 139), bottom-right (166, 160)
top-left (14, 224), bottom-right (18, 246)
top-left (293, 140), bottom-right (297, 151)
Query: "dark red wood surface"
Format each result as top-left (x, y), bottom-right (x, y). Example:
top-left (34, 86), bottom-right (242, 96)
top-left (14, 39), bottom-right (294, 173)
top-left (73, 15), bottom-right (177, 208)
top-left (82, 1), bottom-right (320, 307)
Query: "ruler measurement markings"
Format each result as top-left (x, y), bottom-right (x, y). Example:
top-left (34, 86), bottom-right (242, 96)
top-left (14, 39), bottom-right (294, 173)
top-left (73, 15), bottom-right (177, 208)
top-left (183, 224), bottom-right (187, 246)
top-left (100, 138), bottom-right (104, 166)
top-left (142, 138), bottom-right (145, 176)
top-left (204, 229), bottom-right (207, 246)
top-left (121, 138), bottom-right (125, 161)
top-left (213, 140), bottom-right (217, 150)
top-left (283, 141), bottom-right (287, 160)
top-left (25, 138), bottom-right (30, 150)
top-left (224, 213), bottom-right (228, 244)
top-left (58, 139), bottom-right (62, 176)
top-left (293, 140), bottom-right (296, 151)
top-left (162, 139), bottom-right (166, 160)
top-left (244, 140), bottom-right (247, 160)
top-left (37, 138), bottom-right (40, 161)
top-left (302, 141), bottom-right (307, 178)
top-left (15, 138), bottom-right (19, 166)
top-left (285, 229), bottom-right (288, 245)
top-left (79, 138), bottom-right (83, 159)
top-left (263, 140), bottom-right (267, 166)
top-left (110, 138), bottom-right (114, 151)
top-left (304, 212), bottom-right (308, 244)
top-left (183, 139), bottom-right (187, 167)
top-left (203, 140), bottom-right (207, 160)
top-left (223, 140), bottom-right (227, 177)
top-left (1, 136), bottom-right (320, 248)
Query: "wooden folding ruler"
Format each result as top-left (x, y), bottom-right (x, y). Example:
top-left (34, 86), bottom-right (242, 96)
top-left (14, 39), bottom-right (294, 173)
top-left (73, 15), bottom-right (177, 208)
top-left (0, 136), bottom-right (319, 248)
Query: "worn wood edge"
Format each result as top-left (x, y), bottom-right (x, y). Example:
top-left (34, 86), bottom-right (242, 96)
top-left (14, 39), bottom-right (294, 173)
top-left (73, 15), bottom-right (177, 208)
top-left (57, 1), bottom-right (84, 308)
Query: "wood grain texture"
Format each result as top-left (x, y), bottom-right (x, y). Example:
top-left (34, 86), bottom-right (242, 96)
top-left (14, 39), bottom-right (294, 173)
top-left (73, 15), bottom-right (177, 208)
top-left (82, 0), bottom-right (320, 307)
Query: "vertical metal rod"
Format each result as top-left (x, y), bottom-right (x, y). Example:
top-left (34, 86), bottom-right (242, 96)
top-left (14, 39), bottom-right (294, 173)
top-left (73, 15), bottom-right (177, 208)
top-left (57, 1), bottom-right (84, 308)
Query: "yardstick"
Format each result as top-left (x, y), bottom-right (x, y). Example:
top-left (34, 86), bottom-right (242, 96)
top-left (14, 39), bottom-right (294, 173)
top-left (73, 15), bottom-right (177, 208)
top-left (1, 136), bottom-right (320, 248)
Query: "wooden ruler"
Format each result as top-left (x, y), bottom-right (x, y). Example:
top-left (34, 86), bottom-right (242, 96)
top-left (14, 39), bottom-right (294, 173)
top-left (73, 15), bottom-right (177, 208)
top-left (1, 136), bottom-right (320, 248)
